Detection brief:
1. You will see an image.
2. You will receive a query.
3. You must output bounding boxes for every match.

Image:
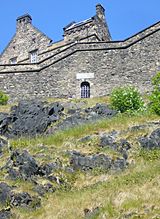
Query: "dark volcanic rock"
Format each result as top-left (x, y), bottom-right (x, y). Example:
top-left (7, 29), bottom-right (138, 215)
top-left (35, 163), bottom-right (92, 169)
top-left (0, 182), bottom-right (41, 209)
top-left (0, 100), bottom-right (117, 137)
top-left (139, 128), bottom-right (160, 149)
top-left (70, 152), bottom-right (111, 171)
top-left (70, 151), bottom-right (127, 171)
top-left (48, 102), bottom-right (64, 115)
top-left (11, 192), bottom-right (32, 207)
top-left (118, 139), bottom-right (131, 160)
top-left (6, 150), bottom-right (60, 182)
top-left (0, 113), bottom-right (11, 136)
top-left (34, 183), bottom-right (56, 196)
top-left (99, 132), bottom-right (131, 160)
top-left (111, 158), bottom-right (127, 170)
top-left (38, 162), bottom-right (61, 177)
top-left (0, 137), bottom-right (8, 155)
top-left (67, 108), bottom-right (77, 114)
top-left (11, 192), bottom-right (41, 209)
top-left (150, 128), bottom-right (160, 146)
top-left (0, 183), bottom-right (12, 205)
top-left (9, 101), bottom-right (47, 136)
top-left (91, 103), bottom-right (117, 117)
top-left (100, 134), bottom-right (117, 149)
top-left (7, 168), bottom-right (21, 180)
top-left (56, 104), bottom-right (117, 131)
top-left (10, 100), bottom-right (63, 137)
top-left (0, 100), bottom-right (64, 137)
top-left (119, 139), bottom-right (131, 151)
top-left (38, 163), bottom-right (54, 177)
top-left (5, 150), bottom-right (41, 181)
top-left (56, 112), bottom-right (86, 130)
top-left (0, 209), bottom-right (11, 219)
top-left (0, 137), bottom-right (8, 148)
top-left (9, 150), bottom-right (39, 180)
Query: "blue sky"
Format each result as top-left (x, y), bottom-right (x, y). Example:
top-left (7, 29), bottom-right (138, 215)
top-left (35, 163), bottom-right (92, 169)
top-left (0, 0), bottom-right (160, 53)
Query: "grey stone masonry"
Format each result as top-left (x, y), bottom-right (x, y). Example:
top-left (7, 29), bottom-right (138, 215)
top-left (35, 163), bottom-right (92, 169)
top-left (0, 14), bottom-right (52, 64)
top-left (0, 4), bottom-right (160, 102)
top-left (63, 4), bottom-right (111, 43)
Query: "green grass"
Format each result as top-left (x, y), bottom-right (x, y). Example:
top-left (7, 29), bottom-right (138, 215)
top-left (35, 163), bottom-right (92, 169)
top-left (12, 157), bottom-right (160, 219)
top-left (138, 148), bottom-right (160, 161)
top-left (0, 98), bottom-right (159, 219)
top-left (10, 110), bottom-right (159, 149)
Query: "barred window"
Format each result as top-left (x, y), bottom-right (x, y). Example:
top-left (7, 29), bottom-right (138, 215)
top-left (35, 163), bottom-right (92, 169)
top-left (81, 81), bottom-right (90, 98)
top-left (30, 50), bottom-right (38, 63)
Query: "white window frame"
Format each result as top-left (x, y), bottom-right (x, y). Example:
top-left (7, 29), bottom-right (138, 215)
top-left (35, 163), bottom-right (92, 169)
top-left (30, 50), bottom-right (38, 63)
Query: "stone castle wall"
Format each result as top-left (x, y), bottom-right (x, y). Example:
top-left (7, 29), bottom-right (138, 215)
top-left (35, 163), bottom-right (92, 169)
top-left (0, 22), bottom-right (160, 102)
top-left (0, 4), bottom-right (160, 102)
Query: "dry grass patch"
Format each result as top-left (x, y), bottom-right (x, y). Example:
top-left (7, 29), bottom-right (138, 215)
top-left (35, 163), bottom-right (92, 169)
top-left (13, 158), bottom-right (160, 219)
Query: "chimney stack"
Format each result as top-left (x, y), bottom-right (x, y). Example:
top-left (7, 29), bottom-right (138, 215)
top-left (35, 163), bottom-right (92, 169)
top-left (16, 14), bottom-right (32, 30)
top-left (96, 4), bottom-right (105, 21)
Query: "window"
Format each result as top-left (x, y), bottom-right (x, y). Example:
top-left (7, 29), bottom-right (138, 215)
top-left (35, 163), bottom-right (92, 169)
top-left (81, 81), bottom-right (90, 98)
top-left (30, 50), bottom-right (38, 63)
top-left (32, 38), bottom-right (36, 43)
top-left (10, 57), bottom-right (17, 64)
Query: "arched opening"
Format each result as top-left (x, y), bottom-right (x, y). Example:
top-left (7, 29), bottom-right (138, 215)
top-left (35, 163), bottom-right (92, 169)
top-left (81, 81), bottom-right (90, 98)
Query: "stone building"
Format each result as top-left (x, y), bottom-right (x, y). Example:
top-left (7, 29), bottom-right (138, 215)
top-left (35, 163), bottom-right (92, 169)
top-left (0, 4), bottom-right (160, 101)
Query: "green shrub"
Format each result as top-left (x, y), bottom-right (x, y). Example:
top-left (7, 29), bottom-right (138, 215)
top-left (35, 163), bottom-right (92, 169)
top-left (149, 72), bottom-right (160, 115)
top-left (0, 90), bottom-right (9, 105)
top-left (110, 86), bottom-right (144, 113)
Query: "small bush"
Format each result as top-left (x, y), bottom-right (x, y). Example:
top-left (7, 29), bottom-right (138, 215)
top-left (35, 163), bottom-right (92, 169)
top-left (0, 90), bottom-right (9, 105)
top-left (149, 72), bottom-right (160, 115)
top-left (110, 86), bottom-right (144, 113)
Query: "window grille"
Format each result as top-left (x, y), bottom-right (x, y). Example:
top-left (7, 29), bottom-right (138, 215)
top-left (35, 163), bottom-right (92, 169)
top-left (81, 82), bottom-right (90, 98)
top-left (30, 50), bottom-right (38, 63)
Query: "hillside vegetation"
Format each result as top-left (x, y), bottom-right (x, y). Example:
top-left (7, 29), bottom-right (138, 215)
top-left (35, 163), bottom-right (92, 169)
top-left (0, 96), bottom-right (160, 219)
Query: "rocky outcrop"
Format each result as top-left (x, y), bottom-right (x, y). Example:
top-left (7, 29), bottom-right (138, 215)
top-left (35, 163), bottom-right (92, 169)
top-left (50, 103), bottom-right (117, 132)
top-left (0, 208), bottom-right (11, 219)
top-left (0, 137), bottom-right (8, 156)
top-left (0, 100), bottom-right (159, 218)
top-left (99, 132), bottom-right (131, 160)
top-left (0, 101), bottom-right (117, 137)
top-left (4, 150), bottom-right (61, 183)
top-left (69, 151), bottom-right (127, 171)
top-left (11, 192), bottom-right (41, 208)
top-left (0, 100), bottom-right (64, 137)
top-left (7, 150), bottom-right (39, 180)
top-left (139, 128), bottom-right (160, 149)
top-left (34, 183), bottom-right (56, 197)
top-left (0, 182), bottom-right (40, 209)
top-left (0, 183), bottom-right (12, 205)
top-left (0, 113), bottom-right (10, 136)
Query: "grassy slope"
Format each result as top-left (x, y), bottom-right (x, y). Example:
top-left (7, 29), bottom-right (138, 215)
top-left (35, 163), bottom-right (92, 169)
top-left (0, 98), bottom-right (160, 219)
